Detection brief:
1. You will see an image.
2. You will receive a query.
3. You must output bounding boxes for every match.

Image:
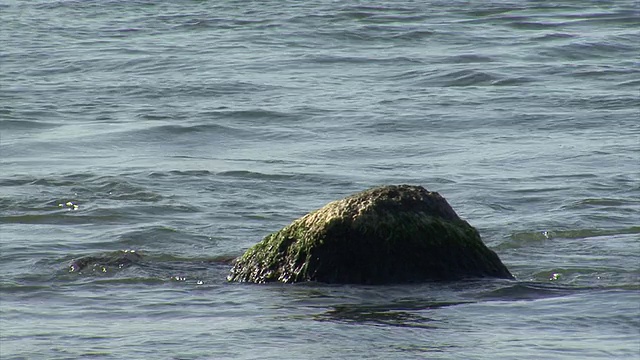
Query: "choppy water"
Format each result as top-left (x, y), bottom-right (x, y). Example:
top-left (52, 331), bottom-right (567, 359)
top-left (2, 0), bottom-right (639, 359)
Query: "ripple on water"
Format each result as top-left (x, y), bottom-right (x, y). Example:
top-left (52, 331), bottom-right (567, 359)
top-left (509, 227), bottom-right (640, 242)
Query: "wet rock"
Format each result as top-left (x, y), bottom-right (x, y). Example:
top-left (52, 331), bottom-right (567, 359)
top-left (228, 185), bottom-right (513, 284)
top-left (69, 249), bottom-right (142, 273)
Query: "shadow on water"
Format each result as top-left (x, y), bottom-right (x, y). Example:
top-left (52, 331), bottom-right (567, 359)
top-left (275, 278), bottom-right (592, 328)
top-left (258, 279), bottom-right (593, 329)
top-left (316, 304), bottom-right (445, 329)
top-left (312, 296), bottom-right (470, 329)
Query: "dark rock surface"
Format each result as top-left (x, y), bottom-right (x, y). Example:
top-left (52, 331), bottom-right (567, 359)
top-left (69, 249), bottom-right (142, 273)
top-left (228, 185), bottom-right (513, 284)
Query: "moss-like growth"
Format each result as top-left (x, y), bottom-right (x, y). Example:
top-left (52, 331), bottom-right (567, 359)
top-left (228, 185), bottom-right (512, 284)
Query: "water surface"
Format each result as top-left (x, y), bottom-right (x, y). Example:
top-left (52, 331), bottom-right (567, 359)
top-left (1, 0), bottom-right (639, 359)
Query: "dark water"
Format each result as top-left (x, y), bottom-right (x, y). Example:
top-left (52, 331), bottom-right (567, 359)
top-left (1, 0), bottom-right (639, 358)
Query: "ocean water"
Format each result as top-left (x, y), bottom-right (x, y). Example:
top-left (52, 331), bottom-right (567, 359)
top-left (1, 0), bottom-right (639, 358)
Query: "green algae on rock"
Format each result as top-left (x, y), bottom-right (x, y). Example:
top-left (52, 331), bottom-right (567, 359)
top-left (228, 185), bottom-right (513, 284)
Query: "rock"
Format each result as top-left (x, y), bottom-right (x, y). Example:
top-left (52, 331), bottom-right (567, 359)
top-left (228, 185), bottom-right (513, 284)
top-left (69, 249), bottom-right (142, 273)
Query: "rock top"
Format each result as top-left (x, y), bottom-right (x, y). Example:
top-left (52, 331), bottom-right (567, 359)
top-left (228, 185), bottom-right (513, 284)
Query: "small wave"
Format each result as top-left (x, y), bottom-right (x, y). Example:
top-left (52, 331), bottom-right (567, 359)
top-left (24, 61), bottom-right (84, 76)
top-left (465, 7), bottom-right (523, 18)
top-left (337, 10), bottom-right (378, 21)
top-left (486, 203), bottom-right (516, 212)
top-left (475, 282), bottom-right (584, 301)
top-left (0, 172), bottom-right (206, 226)
top-left (320, 27), bottom-right (432, 42)
top-left (491, 77), bottom-right (536, 86)
top-left (0, 212), bottom-right (130, 226)
top-left (529, 173), bottom-right (599, 181)
top-left (199, 109), bottom-right (297, 124)
top-left (618, 78), bottom-right (640, 88)
top-left (537, 41), bottom-right (635, 61)
top-left (533, 33), bottom-right (577, 41)
top-left (0, 282), bottom-right (52, 294)
top-left (111, 123), bottom-right (248, 143)
top-left (337, 4), bottom-right (421, 20)
top-left (305, 53), bottom-right (420, 65)
top-left (507, 21), bottom-right (564, 30)
top-left (509, 226), bottom-right (640, 242)
top-left (391, 68), bottom-right (531, 87)
top-left (0, 173), bottom-right (92, 187)
top-left (443, 54), bottom-right (495, 64)
top-left (145, 123), bottom-right (237, 135)
top-left (70, 175), bottom-right (164, 201)
top-left (175, 17), bottom-right (281, 31)
top-left (0, 119), bottom-right (61, 130)
top-left (390, 29), bottom-right (435, 41)
top-left (35, 0), bottom-right (111, 10)
top-left (216, 170), bottom-right (297, 181)
top-left (135, 113), bottom-right (175, 121)
top-left (431, 69), bottom-right (499, 87)
top-left (565, 198), bottom-right (640, 208)
top-left (106, 80), bottom-right (282, 99)
top-left (387, 69), bottom-right (502, 87)
top-left (511, 186), bottom-right (573, 194)
top-left (383, 69), bottom-right (434, 81)
top-left (149, 170), bottom-right (213, 178)
top-left (572, 67), bottom-right (638, 79)
top-left (562, 95), bottom-right (640, 111)
top-left (109, 226), bottom-right (216, 249)
top-left (561, 11), bottom-right (640, 28)
top-left (530, 268), bottom-right (625, 284)
top-left (323, 24), bottom-right (435, 42)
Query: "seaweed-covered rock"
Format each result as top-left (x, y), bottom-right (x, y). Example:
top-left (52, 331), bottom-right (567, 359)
top-left (228, 185), bottom-right (513, 284)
